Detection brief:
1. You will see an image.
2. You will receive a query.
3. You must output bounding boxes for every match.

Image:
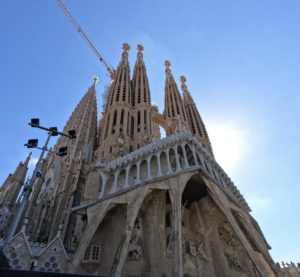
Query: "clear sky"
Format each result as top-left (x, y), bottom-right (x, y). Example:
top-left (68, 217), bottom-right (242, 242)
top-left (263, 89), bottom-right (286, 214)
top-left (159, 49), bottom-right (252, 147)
top-left (1, 0), bottom-right (299, 263)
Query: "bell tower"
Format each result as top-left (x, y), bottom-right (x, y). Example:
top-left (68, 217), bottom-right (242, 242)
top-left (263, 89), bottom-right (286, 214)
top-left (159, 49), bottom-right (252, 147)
top-left (131, 44), bottom-right (153, 149)
top-left (163, 60), bottom-right (189, 135)
top-left (98, 43), bottom-right (133, 162)
top-left (181, 76), bottom-right (214, 156)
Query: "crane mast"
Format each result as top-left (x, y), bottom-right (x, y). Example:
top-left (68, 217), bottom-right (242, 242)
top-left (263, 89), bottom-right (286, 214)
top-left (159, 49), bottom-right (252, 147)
top-left (55, 0), bottom-right (116, 80)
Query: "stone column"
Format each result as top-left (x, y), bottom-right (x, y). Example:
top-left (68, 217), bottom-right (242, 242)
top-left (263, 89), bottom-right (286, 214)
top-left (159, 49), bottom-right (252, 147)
top-left (111, 170), bottom-right (120, 194)
top-left (99, 174), bottom-right (107, 199)
top-left (181, 144), bottom-right (189, 169)
top-left (169, 183), bottom-right (183, 277)
top-left (174, 149), bottom-right (181, 172)
top-left (165, 149), bottom-right (172, 174)
top-left (124, 166), bottom-right (130, 189)
top-left (110, 190), bottom-right (147, 277)
top-left (136, 161), bottom-right (141, 184)
top-left (147, 157), bottom-right (152, 181)
top-left (156, 153), bottom-right (162, 177)
top-left (191, 145), bottom-right (198, 166)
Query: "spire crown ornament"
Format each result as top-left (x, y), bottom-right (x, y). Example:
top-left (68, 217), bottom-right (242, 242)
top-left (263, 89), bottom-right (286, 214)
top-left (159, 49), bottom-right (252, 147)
top-left (121, 42), bottom-right (130, 60)
top-left (92, 75), bottom-right (99, 86)
top-left (180, 75), bottom-right (188, 93)
top-left (164, 60), bottom-right (172, 76)
top-left (137, 44), bottom-right (144, 59)
top-left (122, 42), bottom-right (130, 52)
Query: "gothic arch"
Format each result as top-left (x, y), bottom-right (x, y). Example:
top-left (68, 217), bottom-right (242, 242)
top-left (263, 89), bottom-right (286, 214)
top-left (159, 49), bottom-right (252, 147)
top-left (181, 174), bottom-right (208, 208)
top-left (140, 160), bottom-right (148, 183)
top-left (184, 144), bottom-right (196, 166)
top-left (128, 164), bottom-right (138, 187)
top-left (169, 148), bottom-right (177, 172)
top-left (160, 151), bottom-right (169, 175)
top-left (150, 155), bottom-right (158, 178)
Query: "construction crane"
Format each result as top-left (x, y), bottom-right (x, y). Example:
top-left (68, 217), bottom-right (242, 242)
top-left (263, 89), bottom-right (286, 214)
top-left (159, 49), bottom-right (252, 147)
top-left (55, 0), bottom-right (116, 80)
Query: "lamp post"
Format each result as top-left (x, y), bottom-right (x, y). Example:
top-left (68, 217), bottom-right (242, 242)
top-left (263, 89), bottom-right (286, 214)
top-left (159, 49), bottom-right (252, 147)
top-left (4, 118), bottom-right (76, 246)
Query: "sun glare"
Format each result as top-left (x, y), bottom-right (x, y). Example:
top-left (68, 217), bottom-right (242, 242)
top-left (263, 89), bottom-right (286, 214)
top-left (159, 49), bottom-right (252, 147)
top-left (208, 123), bottom-right (246, 174)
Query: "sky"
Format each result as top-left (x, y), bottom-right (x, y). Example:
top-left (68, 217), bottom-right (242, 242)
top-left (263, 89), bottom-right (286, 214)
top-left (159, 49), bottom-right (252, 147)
top-left (0, 0), bottom-right (300, 263)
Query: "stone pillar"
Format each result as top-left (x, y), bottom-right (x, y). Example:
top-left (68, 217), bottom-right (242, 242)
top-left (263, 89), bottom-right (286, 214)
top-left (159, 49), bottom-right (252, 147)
top-left (110, 190), bottom-right (147, 277)
top-left (136, 161), bottom-right (141, 184)
top-left (169, 184), bottom-right (183, 277)
top-left (191, 145), bottom-right (198, 166)
top-left (147, 157), bottom-right (152, 181)
top-left (156, 153), bottom-right (162, 177)
top-left (174, 149), bottom-right (181, 172)
top-left (165, 150), bottom-right (172, 174)
top-left (99, 174), bottom-right (107, 199)
top-left (181, 144), bottom-right (189, 169)
top-left (111, 170), bottom-right (120, 194)
top-left (124, 166), bottom-right (130, 189)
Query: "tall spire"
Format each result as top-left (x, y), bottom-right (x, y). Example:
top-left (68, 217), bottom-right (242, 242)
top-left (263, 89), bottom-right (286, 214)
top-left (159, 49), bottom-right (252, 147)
top-left (0, 153), bottom-right (31, 208)
top-left (180, 76), bottom-right (214, 156)
top-left (131, 44), bottom-right (153, 148)
top-left (97, 43), bottom-right (133, 162)
top-left (26, 82), bottom-right (98, 243)
top-left (164, 61), bottom-right (188, 134)
top-left (107, 43), bottom-right (131, 107)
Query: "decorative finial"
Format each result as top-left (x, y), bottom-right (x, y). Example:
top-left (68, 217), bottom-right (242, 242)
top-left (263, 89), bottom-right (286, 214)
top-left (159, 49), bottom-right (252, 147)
top-left (92, 75), bottom-right (99, 86)
top-left (122, 42), bottom-right (131, 52)
top-left (164, 60), bottom-right (172, 77)
top-left (137, 44), bottom-right (144, 59)
top-left (180, 75), bottom-right (188, 92)
top-left (137, 44), bottom-right (144, 52)
top-left (164, 60), bottom-right (171, 69)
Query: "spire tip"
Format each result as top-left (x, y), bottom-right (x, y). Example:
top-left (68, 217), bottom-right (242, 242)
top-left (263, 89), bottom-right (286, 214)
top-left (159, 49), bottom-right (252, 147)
top-left (164, 60), bottom-right (171, 69)
top-left (180, 75), bottom-right (188, 92)
top-left (92, 75), bottom-right (99, 86)
top-left (122, 42), bottom-right (130, 52)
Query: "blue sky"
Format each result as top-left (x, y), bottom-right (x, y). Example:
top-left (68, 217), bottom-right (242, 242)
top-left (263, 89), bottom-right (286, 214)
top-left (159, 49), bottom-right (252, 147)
top-left (1, 0), bottom-right (300, 263)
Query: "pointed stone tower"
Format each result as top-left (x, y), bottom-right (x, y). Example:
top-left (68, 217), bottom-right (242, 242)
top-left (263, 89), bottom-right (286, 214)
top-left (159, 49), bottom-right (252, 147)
top-left (131, 44), bottom-right (153, 148)
top-left (26, 83), bottom-right (98, 245)
top-left (98, 43), bottom-right (133, 162)
top-left (0, 153), bottom-right (31, 209)
top-left (0, 154), bottom-right (30, 237)
top-left (181, 75), bottom-right (214, 156)
top-left (164, 60), bottom-right (189, 135)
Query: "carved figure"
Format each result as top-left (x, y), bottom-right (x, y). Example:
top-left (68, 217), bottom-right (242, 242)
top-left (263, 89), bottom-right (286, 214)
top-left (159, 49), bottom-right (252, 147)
top-left (127, 216), bottom-right (143, 260)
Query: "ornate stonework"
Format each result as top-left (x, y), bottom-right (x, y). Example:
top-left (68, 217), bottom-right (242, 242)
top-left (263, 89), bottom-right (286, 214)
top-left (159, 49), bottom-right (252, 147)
top-left (0, 44), bottom-right (286, 277)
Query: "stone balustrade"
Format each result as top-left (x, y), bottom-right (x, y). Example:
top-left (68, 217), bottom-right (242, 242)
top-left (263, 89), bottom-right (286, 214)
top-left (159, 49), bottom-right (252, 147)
top-left (95, 130), bottom-right (251, 212)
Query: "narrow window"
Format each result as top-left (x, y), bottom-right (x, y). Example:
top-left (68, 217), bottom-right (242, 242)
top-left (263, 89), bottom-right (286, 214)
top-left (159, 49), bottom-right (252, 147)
top-left (138, 111), bottom-right (141, 125)
top-left (104, 114), bottom-right (110, 139)
top-left (131, 116), bottom-right (135, 138)
top-left (120, 109), bottom-right (124, 125)
top-left (113, 110), bottom-right (117, 126)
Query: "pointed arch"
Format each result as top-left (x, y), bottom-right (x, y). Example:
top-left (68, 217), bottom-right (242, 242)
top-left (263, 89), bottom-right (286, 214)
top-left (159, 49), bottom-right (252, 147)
top-left (184, 144), bottom-right (196, 166)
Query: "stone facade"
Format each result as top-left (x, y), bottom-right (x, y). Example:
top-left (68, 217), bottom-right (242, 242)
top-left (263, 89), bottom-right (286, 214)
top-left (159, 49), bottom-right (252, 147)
top-left (0, 43), bottom-right (295, 276)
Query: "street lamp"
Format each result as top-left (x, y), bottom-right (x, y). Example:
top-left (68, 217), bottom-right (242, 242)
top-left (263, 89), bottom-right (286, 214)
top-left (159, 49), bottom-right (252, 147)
top-left (4, 118), bottom-right (76, 245)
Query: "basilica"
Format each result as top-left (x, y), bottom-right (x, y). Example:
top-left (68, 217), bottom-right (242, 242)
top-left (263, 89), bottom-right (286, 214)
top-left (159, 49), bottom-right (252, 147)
top-left (0, 43), bottom-right (290, 276)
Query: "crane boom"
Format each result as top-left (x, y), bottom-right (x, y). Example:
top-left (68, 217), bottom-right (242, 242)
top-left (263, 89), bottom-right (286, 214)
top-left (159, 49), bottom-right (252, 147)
top-left (55, 0), bottom-right (116, 79)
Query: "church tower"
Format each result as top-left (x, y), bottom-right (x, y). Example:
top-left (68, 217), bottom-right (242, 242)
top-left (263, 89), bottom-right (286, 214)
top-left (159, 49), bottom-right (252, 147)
top-left (26, 83), bottom-right (98, 245)
top-left (163, 61), bottom-right (189, 134)
top-left (0, 154), bottom-right (30, 237)
top-left (98, 43), bottom-right (132, 162)
top-left (0, 154), bottom-right (30, 209)
top-left (131, 44), bottom-right (153, 148)
top-left (180, 75), bottom-right (214, 156)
